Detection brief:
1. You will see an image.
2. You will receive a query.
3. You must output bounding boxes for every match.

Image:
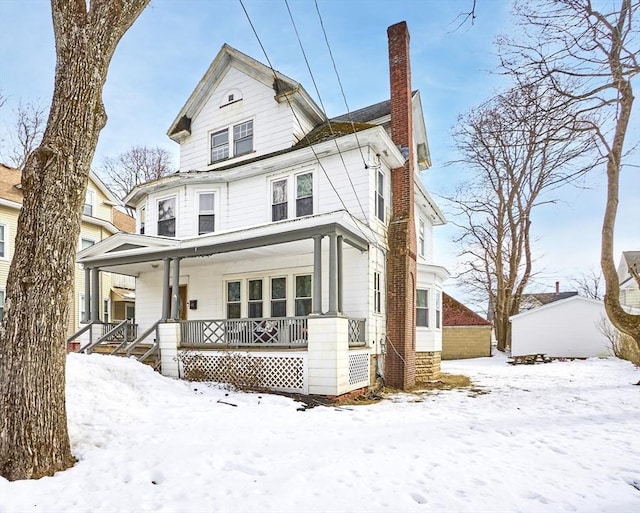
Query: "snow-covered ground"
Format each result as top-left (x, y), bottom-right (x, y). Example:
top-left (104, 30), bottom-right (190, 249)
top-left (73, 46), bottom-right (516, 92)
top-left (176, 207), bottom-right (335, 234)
top-left (1, 352), bottom-right (638, 513)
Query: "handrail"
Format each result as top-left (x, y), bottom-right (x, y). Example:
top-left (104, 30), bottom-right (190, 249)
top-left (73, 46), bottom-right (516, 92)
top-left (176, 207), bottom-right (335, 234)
top-left (72, 321), bottom-right (96, 353)
top-left (107, 320), bottom-right (137, 356)
top-left (138, 343), bottom-right (159, 364)
top-left (83, 319), bottom-right (130, 355)
top-left (126, 320), bottom-right (162, 357)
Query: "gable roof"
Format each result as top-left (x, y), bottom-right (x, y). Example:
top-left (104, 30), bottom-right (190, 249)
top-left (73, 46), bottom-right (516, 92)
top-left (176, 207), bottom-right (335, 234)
top-left (331, 90), bottom-right (431, 171)
top-left (511, 295), bottom-right (603, 321)
top-left (620, 251), bottom-right (640, 285)
top-left (112, 209), bottom-right (136, 233)
top-left (443, 293), bottom-right (491, 327)
top-left (521, 291), bottom-right (579, 308)
top-left (167, 44), bottom-right (325, 141)
top-left (0, 164), bottom-right (23, 204)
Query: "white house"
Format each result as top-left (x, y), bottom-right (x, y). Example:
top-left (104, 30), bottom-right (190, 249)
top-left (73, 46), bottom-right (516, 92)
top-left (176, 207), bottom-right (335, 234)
top-left (618, 251), bottom-right (640, 310)
top-left (510, 296), bottom-right (611, 358)
top-left (76, 22), bottom-right (448, 396)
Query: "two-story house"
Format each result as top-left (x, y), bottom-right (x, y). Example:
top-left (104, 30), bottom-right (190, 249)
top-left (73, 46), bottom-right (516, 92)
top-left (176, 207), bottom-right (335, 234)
top-left (77, 22), bottom-right (448, 396)
top-left (0, 163), bottom-right (136, 345)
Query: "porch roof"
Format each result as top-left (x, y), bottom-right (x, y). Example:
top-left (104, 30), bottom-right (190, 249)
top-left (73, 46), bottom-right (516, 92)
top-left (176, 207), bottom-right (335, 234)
top-left (77, 210), bottom-right (371, 275)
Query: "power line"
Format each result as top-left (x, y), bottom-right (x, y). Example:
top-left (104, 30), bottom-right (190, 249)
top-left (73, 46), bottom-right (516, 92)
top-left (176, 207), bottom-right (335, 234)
top-left (238, 0), bottom-right (377, 247)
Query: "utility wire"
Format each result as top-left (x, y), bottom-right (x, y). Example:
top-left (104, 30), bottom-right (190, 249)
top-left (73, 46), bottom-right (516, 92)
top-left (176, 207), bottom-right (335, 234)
top-left (284, 0), bottom-right (369, 224)
top-left (238, 0), bottom-right (377, 247)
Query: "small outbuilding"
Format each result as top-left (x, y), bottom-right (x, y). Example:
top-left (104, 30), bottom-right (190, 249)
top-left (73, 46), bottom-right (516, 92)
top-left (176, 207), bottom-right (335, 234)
top-left (509, 295), bottom-right (610, 358)
top-left (442, 293), bottom-right (492, 360)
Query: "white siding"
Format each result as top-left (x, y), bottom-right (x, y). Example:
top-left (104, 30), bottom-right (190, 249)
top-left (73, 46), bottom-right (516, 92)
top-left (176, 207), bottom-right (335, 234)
top-left (510, 297), bottom-right (610, 358)
top-left (179, 66), bottom-right (303, 171)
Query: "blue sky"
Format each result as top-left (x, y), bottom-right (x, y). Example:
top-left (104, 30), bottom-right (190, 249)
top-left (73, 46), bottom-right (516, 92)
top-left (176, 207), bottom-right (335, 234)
top-left (0, 0), bottom-right (638, 299)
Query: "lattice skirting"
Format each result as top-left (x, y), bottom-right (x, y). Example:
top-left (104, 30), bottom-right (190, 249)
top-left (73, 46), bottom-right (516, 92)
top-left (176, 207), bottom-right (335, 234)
top-left (177, 350), bottom-right (307, 394)
top-left (348, 351), bottom-right (370, 387)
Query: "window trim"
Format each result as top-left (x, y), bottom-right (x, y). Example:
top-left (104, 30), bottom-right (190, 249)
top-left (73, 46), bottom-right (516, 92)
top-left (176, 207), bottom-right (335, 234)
top-left (271, 178), bottom-right (288, 222)
top-left (270, 276), bottom-right (287, 318)
top-left (79, 293), bottom-right (86, 323)
top-left (0, 289), bottom-right (5, 321)
top-left (139, 205), bottom-right (146, 235)
top-left (295, 171), bottom-right (313, 218)
top-left (375, 170), bottom-right (385, 222)
top-left (248, 278), bottom-right (264, 319)
top-left (435, 291), bottom-right (442, 329)
top-left (416, 288), bottom-right (430, 328)
top-left (157, 195), bottom-right (177, 237)
top-left (209, 118), bottom-right (254, 165)
top-left (373, 271), bottom-right (382, 314)
top-left (226, 280), bottom-right (242, 319)
top-left (0, 223), bottom-right (7, 259)
top-left (83, 189), bottom-right (95, 217)
top-left (197, 191), bottom-right (216, 235)
top-left (418, 218), bottom-right (425, 257)
top-left (294, 274), bottom-right (312, 317)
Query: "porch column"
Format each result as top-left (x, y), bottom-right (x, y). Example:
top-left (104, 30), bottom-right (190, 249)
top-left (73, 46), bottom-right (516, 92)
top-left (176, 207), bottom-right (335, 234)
top-left (84, 267), bottom-right (91, 323)
top-left (162, 258), bottom-right (171, 320)
top-left (337, 235), bottom-right (343, 314)
top-left (170, 257), bottom-right (181, 320)
top-left (328, 233), bottom-right (338, 315)
top-left (312, 235), bottom-right (323, 314)
top-left (91, 268), bottom-right (100, 322)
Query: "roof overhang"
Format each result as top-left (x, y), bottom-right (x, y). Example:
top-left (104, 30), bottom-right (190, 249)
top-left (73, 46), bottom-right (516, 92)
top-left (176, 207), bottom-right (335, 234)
top-left (78, 210), bottom-right (370, 274)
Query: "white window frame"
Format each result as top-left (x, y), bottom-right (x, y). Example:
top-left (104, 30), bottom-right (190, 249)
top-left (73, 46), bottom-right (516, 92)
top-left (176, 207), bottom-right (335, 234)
top-left (226, 280), bottom-right (242, 319)
top-left (436, 291), bottom-right (442, 329)
top-left (197, 192), bottom-right (216, 235)
top-left (247, 278), bottom-right (264, 319)
top-left (83, 189), bottom-right (95, 216)
top-left (270, 276), bottom-right (287, 318)
top-left (294, 274), bottom-right (313, 317)
top-left (295, 171), bottom-right (313, 218)
top-left (373, 271), bottom-right (382, 314)
top-left (271, 178), bottom-right (288, 222)
top-left (210, 118), bottom-right (254, 164)
top-left (139, 205), bottom-right (146, 235)
top-left (416, 288), bottom-right (429, 327)
top-left (418, 218), bottom-right (425, 257)
top-left (375, 169), bottom-right (385, 222)
top-left (157, 195), bottom-right (177, 237)
top-left (0, 289), bottom-right (5, 321)
top-left (125, 304), bottom-right (135, 321)
top-left (270, 170), bottom-right (315, 223)
top-left (103, 298), bottom-right (110, 324)
top-left (0, 223), bottom-right (7, 259)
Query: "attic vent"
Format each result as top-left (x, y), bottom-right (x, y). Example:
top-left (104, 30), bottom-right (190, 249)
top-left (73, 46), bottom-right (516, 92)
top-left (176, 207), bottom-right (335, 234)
top-left (221, 88), bottom-right (242, 108)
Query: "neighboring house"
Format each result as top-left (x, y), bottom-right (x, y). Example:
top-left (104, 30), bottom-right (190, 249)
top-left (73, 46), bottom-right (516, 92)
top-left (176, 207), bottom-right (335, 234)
top-left (77, 23), bottom-right (449, 396)
top-left (0, 163), bottom-right (136, 342)
top-left (441, 293), bottom-right (492, 360)
top-left (618, 251), bottom-right (640, 310)
top-left (510, 295), bottom-right (611, 358)
top-left (518, 282), bottom-right (578, 312)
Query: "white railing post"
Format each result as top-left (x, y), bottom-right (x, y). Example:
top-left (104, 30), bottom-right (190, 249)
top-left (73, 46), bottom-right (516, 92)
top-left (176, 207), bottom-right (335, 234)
top-left (307, 316), bottom-right (349, 396)
top-left (158, 322), bottom-right (180, 378)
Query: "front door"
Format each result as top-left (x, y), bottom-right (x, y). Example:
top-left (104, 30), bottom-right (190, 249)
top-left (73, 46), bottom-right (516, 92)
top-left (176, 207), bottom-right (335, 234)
top-left (169, 285), bottom-right (188, 320)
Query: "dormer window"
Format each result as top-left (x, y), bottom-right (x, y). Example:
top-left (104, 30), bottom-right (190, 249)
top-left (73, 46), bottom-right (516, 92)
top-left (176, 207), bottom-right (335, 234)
top-left (210, 119), bottom-right (253, 164)
top-left (228, 94), bottom-right (234, 102)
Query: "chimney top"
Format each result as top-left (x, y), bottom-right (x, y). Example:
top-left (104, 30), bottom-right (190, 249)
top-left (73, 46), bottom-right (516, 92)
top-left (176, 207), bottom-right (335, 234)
top-left (555, 281), bottom-right (560, 294)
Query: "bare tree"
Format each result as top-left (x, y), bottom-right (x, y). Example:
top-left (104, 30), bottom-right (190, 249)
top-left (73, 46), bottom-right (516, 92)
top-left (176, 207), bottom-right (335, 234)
top-left (500, 0), bottom-right (640, 347)
top-left (100, 145), bottom-right (174, 202)
top-left (571, 268), bottom-right (604, 299)
top-left (0, 0), bottom-right (149, 481)
top-left (450, 82), bottom-right (595, 351)
top-left (0, 101), bottom-right (48, 170)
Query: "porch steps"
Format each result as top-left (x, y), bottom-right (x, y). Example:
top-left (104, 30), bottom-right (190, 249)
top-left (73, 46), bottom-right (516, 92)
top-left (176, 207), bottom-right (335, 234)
top-left (91, 343), bottom-right (161, 371)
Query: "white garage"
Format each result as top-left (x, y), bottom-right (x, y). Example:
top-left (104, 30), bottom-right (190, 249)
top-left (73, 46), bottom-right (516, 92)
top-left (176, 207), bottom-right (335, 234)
top-left (510, 296), bottom-right (611, 358)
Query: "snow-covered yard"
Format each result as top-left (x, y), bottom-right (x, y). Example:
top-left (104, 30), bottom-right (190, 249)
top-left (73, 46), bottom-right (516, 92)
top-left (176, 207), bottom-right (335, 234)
top-left (0, 352), bottom-right (638, 513)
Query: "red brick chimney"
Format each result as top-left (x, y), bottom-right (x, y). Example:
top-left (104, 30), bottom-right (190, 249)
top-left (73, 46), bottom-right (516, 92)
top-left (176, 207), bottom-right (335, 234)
top-left (385, 21), bottom-right (417, 390)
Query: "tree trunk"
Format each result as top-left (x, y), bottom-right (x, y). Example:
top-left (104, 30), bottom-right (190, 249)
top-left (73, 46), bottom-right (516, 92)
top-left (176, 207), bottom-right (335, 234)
top-left (0, 0), bottom-right (149, 481)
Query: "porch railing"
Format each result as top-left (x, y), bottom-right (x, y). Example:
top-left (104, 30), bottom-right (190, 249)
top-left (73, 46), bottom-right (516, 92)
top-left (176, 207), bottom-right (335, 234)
top-left (102, 320), bottom-right (138, 343)
top-left (348, 318), bottom-right (366, 346)
top-left (180, 317), bottom-right (309, 348)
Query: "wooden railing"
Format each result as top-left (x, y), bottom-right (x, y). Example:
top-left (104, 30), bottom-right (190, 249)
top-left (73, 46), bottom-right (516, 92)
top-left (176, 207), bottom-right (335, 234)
top-left (102, 320), bottom-right (138, 343)
top-left (180, 317), bottom-right (309, 348)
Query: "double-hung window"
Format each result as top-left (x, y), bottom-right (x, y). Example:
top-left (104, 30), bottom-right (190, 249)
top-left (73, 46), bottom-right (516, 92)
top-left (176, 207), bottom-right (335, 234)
top-left (210, 129), bottom-right (229, 163)
top-left (436, 291), bottom-right (442, 329)
top-left (233, 120), bottom-right (253, 156)
top-left (375, 170), bottom-right (385, 222)
top-left (198, 193), bottom-right (215, 234)
top-left (158, 197), bottom-right (176, 237)
top-left (83, 190), bottom-right (94, 216)
top-left (248, 279), bottom-right (263, 318)
top-left (272, 179), bottom-right (288, 222)
top-left (295, 275), bottom-right (312, 316)
top-left (103, 299), bottom-right (110, 324)
top-left (373, 272), bottom-right (382, 314)
top-left (416, 289), bottom-right (429, 327)
top-left (139, 205), bottom-right (146, 234)
top-left (296, 173), bottom-right (313, 217)
top-left (227, 281), bottom-right (241, 319)
top-left (271, 277), bottom-right (287, 317)
top-left (419, 218), bottom-right (425, 257)
top-left (210, 119), bottom-right (253, 164)
top-left (0, 224), bottom-right (6, 258)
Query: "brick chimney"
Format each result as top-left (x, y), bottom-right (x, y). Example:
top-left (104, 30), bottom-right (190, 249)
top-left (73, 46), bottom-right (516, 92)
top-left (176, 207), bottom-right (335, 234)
top-left (385, 21), bottom-right (417, 390)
